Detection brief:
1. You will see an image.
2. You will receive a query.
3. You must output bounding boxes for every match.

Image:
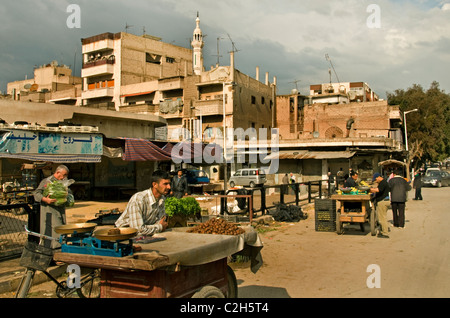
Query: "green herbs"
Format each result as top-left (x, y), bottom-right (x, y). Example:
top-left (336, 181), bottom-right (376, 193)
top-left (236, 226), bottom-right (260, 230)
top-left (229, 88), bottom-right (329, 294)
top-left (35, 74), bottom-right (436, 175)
top-left (165, 196), bottom-right (201, 217)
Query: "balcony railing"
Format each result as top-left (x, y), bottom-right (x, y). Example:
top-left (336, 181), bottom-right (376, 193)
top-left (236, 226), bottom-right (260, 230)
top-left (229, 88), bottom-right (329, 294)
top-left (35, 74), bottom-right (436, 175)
top-left (193, 98), bottom-right (224, 116)
top-left (82, 58), bottom-right (115, 69)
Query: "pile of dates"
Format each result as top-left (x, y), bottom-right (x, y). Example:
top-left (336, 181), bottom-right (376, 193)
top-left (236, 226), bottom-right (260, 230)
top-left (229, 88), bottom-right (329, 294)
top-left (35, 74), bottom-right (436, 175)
top-left (187, 218), bottom-right (244, 235)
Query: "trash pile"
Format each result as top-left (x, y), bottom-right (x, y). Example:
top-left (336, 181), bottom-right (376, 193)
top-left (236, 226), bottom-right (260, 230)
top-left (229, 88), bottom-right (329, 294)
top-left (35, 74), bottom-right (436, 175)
top-left (268, 203), bottom-right (308, 222)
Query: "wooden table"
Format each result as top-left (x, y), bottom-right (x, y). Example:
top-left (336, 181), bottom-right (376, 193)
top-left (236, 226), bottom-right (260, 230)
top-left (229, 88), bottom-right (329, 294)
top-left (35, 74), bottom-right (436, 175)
top-left (331, 194), bottom-right (376, 235)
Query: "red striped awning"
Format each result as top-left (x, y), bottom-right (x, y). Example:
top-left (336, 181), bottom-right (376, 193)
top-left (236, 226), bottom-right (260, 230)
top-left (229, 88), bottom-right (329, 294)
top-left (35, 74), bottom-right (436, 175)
top-left (122, 138), bottom-right (174, 161)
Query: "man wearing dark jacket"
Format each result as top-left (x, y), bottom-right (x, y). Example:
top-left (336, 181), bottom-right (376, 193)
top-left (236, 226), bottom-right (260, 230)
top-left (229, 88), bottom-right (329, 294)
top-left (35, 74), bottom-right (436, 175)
top-left (413, 172), bottom-right (423, 200)
top-left (170, 169), bottom-right (188, 199)
top-left (389, 170), bottom-right (412, 228)
top-left (370, 172), bottom-right (390, 238)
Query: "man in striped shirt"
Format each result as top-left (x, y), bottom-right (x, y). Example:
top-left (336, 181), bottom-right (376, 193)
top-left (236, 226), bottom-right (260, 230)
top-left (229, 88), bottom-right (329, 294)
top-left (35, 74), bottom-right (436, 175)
top-left (115, 170), bottom-right (170, 236)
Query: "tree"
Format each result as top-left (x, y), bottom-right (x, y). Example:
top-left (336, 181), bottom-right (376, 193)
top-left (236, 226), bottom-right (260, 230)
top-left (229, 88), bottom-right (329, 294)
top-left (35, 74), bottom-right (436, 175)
top-left (387, 81), bottom-right (450, 169)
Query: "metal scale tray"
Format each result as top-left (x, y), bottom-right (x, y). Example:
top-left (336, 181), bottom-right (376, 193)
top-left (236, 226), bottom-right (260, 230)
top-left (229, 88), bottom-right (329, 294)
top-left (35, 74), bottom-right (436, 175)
top-left (55, 224), bottom-right (136, 257)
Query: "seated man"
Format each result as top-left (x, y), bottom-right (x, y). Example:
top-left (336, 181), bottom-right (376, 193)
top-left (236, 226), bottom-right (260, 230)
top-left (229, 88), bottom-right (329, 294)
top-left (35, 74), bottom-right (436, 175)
top-left (115, 170), bottom-right (170, 236)
top-left (344, 171), bottom-right (358, 188)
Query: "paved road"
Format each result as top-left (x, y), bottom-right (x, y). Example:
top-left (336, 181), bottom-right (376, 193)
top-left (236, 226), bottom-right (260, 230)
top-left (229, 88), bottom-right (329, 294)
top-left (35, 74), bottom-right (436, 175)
top-left (233, 186), bottom-right (450, 298)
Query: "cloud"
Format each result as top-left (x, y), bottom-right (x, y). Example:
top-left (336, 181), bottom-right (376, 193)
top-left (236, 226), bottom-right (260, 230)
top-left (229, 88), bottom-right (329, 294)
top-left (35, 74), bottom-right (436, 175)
top-left (1, 0), bottom-right (449, 99)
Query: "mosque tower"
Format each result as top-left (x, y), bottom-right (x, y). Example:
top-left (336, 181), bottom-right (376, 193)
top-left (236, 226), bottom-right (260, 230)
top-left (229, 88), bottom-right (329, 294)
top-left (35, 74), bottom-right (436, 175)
top-left (191, 12), bottom-right (204, 75)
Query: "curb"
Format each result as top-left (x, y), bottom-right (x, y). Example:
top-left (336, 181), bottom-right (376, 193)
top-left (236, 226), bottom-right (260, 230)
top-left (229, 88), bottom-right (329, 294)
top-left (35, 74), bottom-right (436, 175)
top-left (0, 265), bottom-right (67, 295)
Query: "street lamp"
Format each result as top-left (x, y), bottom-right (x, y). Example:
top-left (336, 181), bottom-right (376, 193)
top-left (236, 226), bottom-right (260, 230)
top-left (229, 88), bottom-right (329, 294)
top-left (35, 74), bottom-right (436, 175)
top-left (222, 81), bottom-right (236, 191)
top-left (403, 108), bottom-right (418, 151)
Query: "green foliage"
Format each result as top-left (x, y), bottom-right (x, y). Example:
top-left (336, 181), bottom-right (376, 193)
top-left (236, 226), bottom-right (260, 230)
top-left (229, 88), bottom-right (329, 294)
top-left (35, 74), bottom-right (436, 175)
top-left (387, 81), bottom-right (450, 165)
top-left (165, 196), bottom-right (200, 217)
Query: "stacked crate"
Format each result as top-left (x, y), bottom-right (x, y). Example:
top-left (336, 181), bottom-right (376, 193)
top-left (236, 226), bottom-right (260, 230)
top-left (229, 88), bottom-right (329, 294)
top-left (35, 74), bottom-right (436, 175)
top-left (314, 198), bottom-right (337, 232)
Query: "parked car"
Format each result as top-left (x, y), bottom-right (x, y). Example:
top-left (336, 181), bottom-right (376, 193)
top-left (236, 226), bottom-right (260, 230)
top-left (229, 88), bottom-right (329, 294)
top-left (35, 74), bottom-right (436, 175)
top-left (422, 169), bottom-right (450, 187)
top-left (182, 169), bottom-right (210, 185)
top-left (229, 168), bottom-right (267, 188)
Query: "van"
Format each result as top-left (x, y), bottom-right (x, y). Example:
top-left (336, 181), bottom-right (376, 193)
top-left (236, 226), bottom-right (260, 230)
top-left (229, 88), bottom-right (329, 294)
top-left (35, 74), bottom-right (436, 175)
top-left (229, 168), bottom-right (267, 188)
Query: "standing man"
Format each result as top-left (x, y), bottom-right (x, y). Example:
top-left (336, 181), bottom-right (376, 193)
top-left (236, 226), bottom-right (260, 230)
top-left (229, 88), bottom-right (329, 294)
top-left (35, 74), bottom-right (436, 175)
top-left (389, 169), bottom-right (412, 228)
top-left (413, 172), bottom-right (423, 200)
top-left (115, 170), bottom-right (170, 236)
top-left (282, 173), bottom-right (289, 195)
top-left (170, 169), bottom-right (188, 199)
top-left (370, 172), bottom-right (391, 238)
top-left (33, 165), bottom-right (70, 247)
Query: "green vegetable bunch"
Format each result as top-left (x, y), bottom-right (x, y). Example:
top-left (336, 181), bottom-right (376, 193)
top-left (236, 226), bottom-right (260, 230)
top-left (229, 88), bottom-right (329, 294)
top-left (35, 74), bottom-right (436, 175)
top-left (43, 180), bottom-right (74, 207)
top-left (165, 196), bottom-right (201, 217)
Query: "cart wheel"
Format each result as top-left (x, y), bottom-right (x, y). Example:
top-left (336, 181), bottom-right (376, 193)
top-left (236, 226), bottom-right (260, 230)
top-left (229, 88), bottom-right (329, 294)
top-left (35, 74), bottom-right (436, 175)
top-left (370, 208), bottom-right (377, 236)
top-left (191, 286), bottom-right (225, 298)
top-left (336, 211), bottom-right (343, 234)
top-left (227, 265), bottom-right (238, 298)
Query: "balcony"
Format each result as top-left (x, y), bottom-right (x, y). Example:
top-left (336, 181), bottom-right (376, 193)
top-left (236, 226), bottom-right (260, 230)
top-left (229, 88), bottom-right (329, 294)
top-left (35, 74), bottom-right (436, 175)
top-left (193, 98), bottom-right (224, 116)
top-left (82, 87), bottom-right (114, 100)
top-left (82, 59), bottom-right (115, 77)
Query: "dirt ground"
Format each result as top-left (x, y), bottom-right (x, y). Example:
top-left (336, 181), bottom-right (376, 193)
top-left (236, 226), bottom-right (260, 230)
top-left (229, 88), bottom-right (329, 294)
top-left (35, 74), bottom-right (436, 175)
top-left (2, 186), bottom-right (449, 298)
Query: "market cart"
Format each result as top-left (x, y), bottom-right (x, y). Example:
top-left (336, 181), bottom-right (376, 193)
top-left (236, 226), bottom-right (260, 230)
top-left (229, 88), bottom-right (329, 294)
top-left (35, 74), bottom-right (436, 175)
top-left (53, 226), bottom-right (263, 298)
top-left (331, 194), bottom-right (377, 235)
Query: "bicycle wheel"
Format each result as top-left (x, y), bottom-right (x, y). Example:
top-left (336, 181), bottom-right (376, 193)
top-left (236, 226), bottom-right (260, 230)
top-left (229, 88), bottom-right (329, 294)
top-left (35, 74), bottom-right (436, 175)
top-left (15, 269), bottom-right (35, 298)
top-left (76, 269), bottom-right (101, 298)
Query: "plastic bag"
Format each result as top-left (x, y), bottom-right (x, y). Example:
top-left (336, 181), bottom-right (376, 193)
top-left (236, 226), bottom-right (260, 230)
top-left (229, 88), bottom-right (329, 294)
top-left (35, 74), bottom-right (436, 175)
top-left (43, 179), bottom-right (75, 206)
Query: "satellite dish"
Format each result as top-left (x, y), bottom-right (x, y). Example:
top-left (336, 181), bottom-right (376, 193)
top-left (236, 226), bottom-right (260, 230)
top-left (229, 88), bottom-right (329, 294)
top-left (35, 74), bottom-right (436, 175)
top-left (24, 84), bottom-right (32, 90)
top-left (30, 84), bottom-right (38, 92)
top-left (348, 91), bottom-right (356, 100)
top-left (313, 131), bottom-right (320, 138)
top-left (291, 88), bottom-right (299, 95)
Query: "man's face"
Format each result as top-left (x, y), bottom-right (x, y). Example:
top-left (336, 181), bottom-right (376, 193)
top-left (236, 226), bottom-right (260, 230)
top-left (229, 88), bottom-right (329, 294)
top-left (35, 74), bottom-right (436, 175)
top-left (54, 170), bottom-right (68, 180)
top-left (178, 170), bottom-right (183, 177)
top-left (352, 174), bottom-right (358, 180)
top-left (153, 178), bottom-right (171, 197)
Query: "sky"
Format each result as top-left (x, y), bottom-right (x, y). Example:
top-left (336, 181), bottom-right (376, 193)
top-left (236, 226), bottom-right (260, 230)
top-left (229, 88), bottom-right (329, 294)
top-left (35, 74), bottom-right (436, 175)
top-left (1, 0), bottom-right (450, 99)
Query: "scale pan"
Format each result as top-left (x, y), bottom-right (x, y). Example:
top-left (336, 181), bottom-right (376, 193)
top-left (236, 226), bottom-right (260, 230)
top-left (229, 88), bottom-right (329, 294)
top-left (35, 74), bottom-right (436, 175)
top-left (54, 223), bottom-right (97, 234)
top-left (93, 227), bottom-right (138, 241)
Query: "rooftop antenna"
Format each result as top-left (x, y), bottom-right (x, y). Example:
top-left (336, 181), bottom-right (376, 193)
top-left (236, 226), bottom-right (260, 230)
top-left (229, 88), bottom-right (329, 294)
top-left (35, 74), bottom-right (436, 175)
top-left (289, 79), bottom-right (301, 91)
top-left (325, 53), bottom-right (340, 84)
top-left (125, 23), bottom-right (133, 33)
top-left (213, 37), bottom-right (225, 65)
top-left (227, 33), bottom-right (240, 53)
top-left (143, 26), bottom-right (146, 35)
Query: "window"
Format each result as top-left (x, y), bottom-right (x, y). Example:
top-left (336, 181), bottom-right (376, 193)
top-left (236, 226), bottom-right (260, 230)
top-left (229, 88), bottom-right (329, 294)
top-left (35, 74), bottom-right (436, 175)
top-left (261, 96), bottom-right (265, 104)
top-left (146, 53), bottom-right (161, 64)
top-left (251, 96), bottom-right (256, 104)
top-left (242, 171), bottom-right (249, 176)
top-left (166, 57), bottom-right (175, 64)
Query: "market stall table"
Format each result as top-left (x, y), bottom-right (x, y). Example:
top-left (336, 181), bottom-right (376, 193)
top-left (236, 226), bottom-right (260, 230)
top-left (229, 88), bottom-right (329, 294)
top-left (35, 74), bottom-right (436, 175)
top-left (331, 194), bottom-right (377, 235)
top-left (54, 226), bottom-right (263, 298)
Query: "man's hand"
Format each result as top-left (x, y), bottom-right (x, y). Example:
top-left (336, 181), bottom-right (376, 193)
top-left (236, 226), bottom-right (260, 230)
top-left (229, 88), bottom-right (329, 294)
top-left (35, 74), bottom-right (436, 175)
top-left (159, 216), bottom-right (168, 231)
top-left (42, 195), bottom-right (57, 204)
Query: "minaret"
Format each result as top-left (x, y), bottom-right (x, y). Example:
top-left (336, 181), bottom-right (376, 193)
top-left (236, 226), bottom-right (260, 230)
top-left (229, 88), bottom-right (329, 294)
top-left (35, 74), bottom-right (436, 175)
top-left (191, 12), bottom-right (204, 76)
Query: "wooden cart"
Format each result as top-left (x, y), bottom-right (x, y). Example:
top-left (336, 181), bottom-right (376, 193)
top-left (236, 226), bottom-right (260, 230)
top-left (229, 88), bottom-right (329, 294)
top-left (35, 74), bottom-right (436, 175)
top-left (331, 194), bottom-right (377, 235)
top-left (54, 229), bottom-right (262, 298)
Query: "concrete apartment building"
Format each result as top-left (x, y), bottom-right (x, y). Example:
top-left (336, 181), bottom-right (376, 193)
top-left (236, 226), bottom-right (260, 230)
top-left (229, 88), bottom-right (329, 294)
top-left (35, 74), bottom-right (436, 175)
top-left (7, 61), bottom-right (82, 105)
top-left (81, 16), bottom-right (275, 146)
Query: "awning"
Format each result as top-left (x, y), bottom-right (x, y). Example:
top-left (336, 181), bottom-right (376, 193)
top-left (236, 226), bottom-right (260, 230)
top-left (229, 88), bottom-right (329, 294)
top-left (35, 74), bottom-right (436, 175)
top-left (264, 150), bottom-right (356, 160)
top-left (121, 91), bottom-right (155, 98)
top-left (162, 141), bottom-right (222, 163)
top-left (0, 153), bottom-right (102, 163)
top-left (122, 138), bottom-right (175, 161)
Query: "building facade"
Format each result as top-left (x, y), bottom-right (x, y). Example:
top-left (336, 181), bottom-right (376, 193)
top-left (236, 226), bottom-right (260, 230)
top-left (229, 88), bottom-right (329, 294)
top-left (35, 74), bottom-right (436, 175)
top-left (7, 61), bottom-right (82, 105)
